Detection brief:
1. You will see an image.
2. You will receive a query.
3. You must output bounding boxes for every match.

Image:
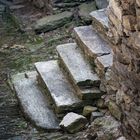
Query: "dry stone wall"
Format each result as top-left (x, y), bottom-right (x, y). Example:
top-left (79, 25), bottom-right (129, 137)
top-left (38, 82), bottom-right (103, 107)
top-left (106, 0), bottom-right (140, 140)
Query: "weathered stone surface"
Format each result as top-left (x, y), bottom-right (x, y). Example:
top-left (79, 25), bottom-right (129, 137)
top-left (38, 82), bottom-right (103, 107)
top-left (57, 43), bottom-right (100, 89)
top-left (74, 26), bottom-right (111, 60)
top-left (95, 0), bottom-right (109, 9)
top-left (96, 98), bottom-right (107, 109)
top-left (74, 115), bottom-right (122, 140)
top-left (90, 116), bottom-right (122, 139)
top-left (35, 60), bottom-right (82, 114)
top-left (79, 1), bottom-right (96, 22)
top-left (90, 112), bottom-right (104, 122)
top-left (109, 0), bottom-right (123, 21)
top-left (108, 101), bottom-right (122, 121)
top-left (90, 8), bottom-right (109, 33)
top-left (95, 54), bottom-right (113, 76)
top-left (12, 71), bottom-right (60, 130)
top-left (59, 112), bottom-right (88, 133)
top-left (33, 11), bottom-right (73, 33)
top-left (83, 106), bottom-right (97, 117)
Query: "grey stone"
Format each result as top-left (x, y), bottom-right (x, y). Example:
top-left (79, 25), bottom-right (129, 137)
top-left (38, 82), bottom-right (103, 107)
top-left (12, 71), bottom-right (60, 130)
top-left (90, 112), bottom-right (104, 122)
top-left (59, 112), bottom-right (88, 133)
top-left (95, 54), bottom-right (113, 76)
top-left (57, 43), bottom-right (100, 89)
top-left (74, 26), bottom-right (111, 59)
top-left (90, 116), bottom-right (122, 139)
top-left (83, 106), bottom-right (97, 117)
top-left (117, 136), bottom-right (127, 140)
top-left (79, 1), bottom-right (97, 22)
top-left (95, 0), bottom-right (109, 9)
top-left (108, 101), bottom-right (122, 120)
top-left (33, 11), bottom-right (73, 33)
top-left (35, 60), bottom-right (82, 114)
top-left (90, 8), bottom-right (109, 32)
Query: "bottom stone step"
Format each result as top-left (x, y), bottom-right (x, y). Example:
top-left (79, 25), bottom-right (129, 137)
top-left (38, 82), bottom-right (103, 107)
top-left (35, 60), bottom-right (82, 114)
top-left (12, 71), bottom-right (60, 130)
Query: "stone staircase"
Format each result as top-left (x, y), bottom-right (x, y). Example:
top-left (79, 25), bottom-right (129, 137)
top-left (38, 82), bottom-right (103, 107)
top-left (11, 8), bottom-right (113, 130)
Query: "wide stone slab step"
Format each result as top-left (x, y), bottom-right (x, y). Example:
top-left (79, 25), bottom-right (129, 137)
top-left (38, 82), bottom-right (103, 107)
top-left (11, 71), bottom-right (60, 130)
top-left (35, 60), bottom-right (82, 114)
top-left (90, 9), bottom-right (109, 35)
top-left (74, 25), bottom-right (111, 60)
top-left (57, 43), bottom-right (102, 100)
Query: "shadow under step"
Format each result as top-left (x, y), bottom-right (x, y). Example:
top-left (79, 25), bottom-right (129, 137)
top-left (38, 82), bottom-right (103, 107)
top-left (90, 8), bottom-right (109, 37)
top-left (35, 60), bottom-right (82, 114)
top-left (11, 71), bottom-right (60, 130)
top-left (74, 25), bottom-right (111, 62)
top-left (57, 43), bottom-right (103, 100)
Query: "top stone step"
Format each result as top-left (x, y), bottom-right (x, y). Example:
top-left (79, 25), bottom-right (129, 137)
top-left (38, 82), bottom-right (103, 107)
top-left (74, 25), bottom-right (111, 60)
top-left (35, 60), bottom-right (82, 114)
top-left (90, 9), bottom-right (109, 34)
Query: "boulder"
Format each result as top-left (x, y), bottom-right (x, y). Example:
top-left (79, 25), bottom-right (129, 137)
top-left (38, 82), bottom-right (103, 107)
top-left (59, 112), bottom-right (88, 133)
top-left (95, 0), bottom-right (109, 9)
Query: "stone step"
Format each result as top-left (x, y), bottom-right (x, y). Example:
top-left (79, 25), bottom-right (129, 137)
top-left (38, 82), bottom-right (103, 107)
top-left (35, 60), bottom-right (82, 114)
top-left (90, 9), bottom-right (109, 36)
top-left (11, 71), bottom-right (60, 130)
top-left (57, 43), bottom-right (102, 100)
top-left (74, 25), bottom-right (111, 61)
top-left (95, 53), bottom-right (113, 77)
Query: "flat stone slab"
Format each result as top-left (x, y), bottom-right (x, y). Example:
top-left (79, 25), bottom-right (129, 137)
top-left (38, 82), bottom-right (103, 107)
top-left (90, 8), bottom-right (109, 31)
top-left (74, 26), bottom-right (111, 59)
top-left (59, 112), bottom-right (88, 133)
top-left (57, 43), bottom-right (100, 89)
top-left (12, 71), bottom-right (60, 130)
top-left (35, 60), bottom-right (82, 114)
top-left (33, 11), bottom-right (73, 33)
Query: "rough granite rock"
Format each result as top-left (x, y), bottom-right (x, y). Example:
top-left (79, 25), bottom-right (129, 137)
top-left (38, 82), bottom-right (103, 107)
top-left (59, 112), bottom-right (88, 133)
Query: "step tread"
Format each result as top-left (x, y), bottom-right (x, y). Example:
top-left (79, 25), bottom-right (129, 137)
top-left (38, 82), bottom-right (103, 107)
top-left (35, 60), bottom-right (82, 113)
top-left (12, 71), bottom-right (60, 130)
top-left (74, 25), bottom-right (111, 58)
top-left (90, 8), bottom-right (109, 30)
top-left (57, 43), bottom-right (100, 88)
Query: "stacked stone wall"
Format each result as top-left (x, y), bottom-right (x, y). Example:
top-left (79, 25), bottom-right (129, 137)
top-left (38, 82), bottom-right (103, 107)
top-left (107, 0), bottom-right (140, 139)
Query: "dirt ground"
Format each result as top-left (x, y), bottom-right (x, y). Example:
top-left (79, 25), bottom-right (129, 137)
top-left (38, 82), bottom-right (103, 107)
top-left (0, 2), bottom-right (82, 139)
